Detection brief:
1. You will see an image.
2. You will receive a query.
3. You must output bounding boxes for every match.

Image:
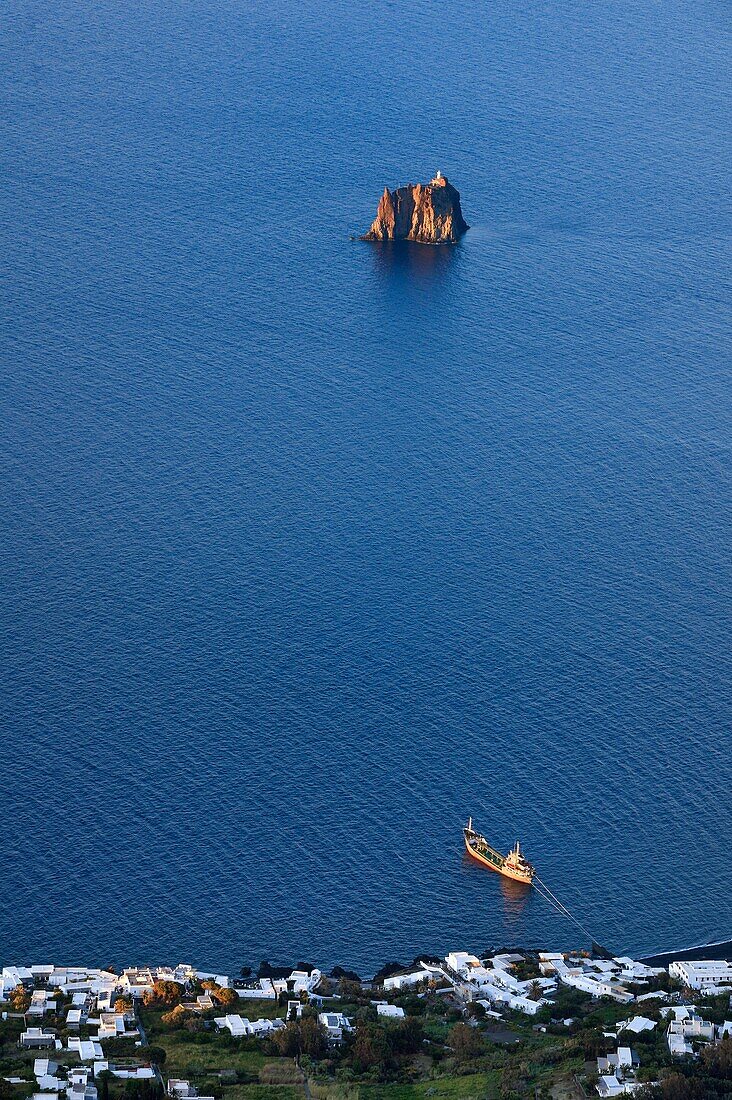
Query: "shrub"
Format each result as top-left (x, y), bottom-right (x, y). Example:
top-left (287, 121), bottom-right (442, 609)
top-left (142, 980), bottom-right (184, 1007)
top-left (448, 1022), bottom-right (485, 1062)
top-left (212, 986), bottom-right (237, 1007)
top-left (160, 1005), bottom-right (192, 1028)
top-left (9, 986), bottom-right (31, 1012)
top-left (271, 1019), bottom-right (327, 1059)
top-left (349, 1022), bottom-right (392, 1073)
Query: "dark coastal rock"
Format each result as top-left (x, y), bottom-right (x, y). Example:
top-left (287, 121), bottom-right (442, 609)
top-left (362, 172), bottom-right (469, 244)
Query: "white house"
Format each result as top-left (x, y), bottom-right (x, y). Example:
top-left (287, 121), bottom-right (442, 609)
top-left (119, 969), bottom-right (155, 998)
top-left (669, 961), bottom-right (732, 992)
top-left (614, 959), bottom-right (665, 982)
top-left (67, 1039), bottom-right (103, 1061)
top-left (249, 1019), bottom-right (281, 1037)
top-left (318, 1012), bottom-right (352, 1041)
top-left (167, 1081), bottom-right (214, 1100)
top-left (28, 991), bottom-right (57, 1017)
top-left (508, 995), bottom-right (544, 1016)
top-left (21, 1029), bottom-right (56, 1049)
top-left (619, 1017), bottom-right (656, 1035)
top-left (376, 1004), bottom-right (405, 1018)
top-left (67, 1067), bottom-right (97, 1100)
top-left (559, 971), bottom-right (633, 1004)
top-left (598, 1075), bottom-right (624, 1097)
top-left (37, 1076), bottom-right (63, 1091)
top-left (213, 1014), bottom-right (281, 1038)
top-left (446, 952), bottom-right (481, 976)
top-left (96, 1013), bottom-right (130, 1040)
top-left (214, 1014), bottom-right (251, 1037)
top-left (667, 1012), bottom-right (715, 1056)
top-left (597, 1048), bottom-right (637, 1074)
top-left (288, 969), bottom-right (321, 994)
top-left (383, 969), bottom-right (430, 991)
top-left (236, 979), bottom-right (277, 1001)
top-left (34, 1060), bottom-right (59, 1080)
top-left (108, 1068), bottom-right (154, 1081)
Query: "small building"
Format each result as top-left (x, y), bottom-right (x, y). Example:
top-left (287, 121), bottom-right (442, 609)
top-left (318, 1012), bottom-right (351, 1041)
top-left (95, 991), bottom-right (113, 1014)
top-left (21, 1029), bottom-right (57, 1049)
top-left (68, 1067), bottom-right (98, 1100)
top-left (68, 1038), bottom-right (104, 1061)
top-left (249, 1018), bottom-right (280, 1037)
top-left (288, 969), bottom-right (321, 994)
top-left (667, 1012), bottom-right (715, 1056)
top-left (118, 969), bottom-right (155, 998)
top-left (168, 1081), bottom-right (214, 1100)
top-left (597, 1077), bottom-right (624, 1098)
top-left (99, 1065), bottom-right (155, 1081)
top-left (34, 1059), bottom-right (59, 1079)
top-left (669, 960), bottom-right (732, 992)
top-left (446, 952), bottom-right (481, 976)
top-left (214, 1014), bottom-right (251, 1037)
top-left (619, 1017), bottom-right (656, 1035)
top-left (383, 969), bottom-right (430, 992)
top-left (376, 1004), bottom-right (405, 1018)
top-left (96, 1013), bottom-right (129, 1040)
top-left (168, 1082), bottom-right (197, 1099)
top-left (236, 979), bottom-right (277, 1001)
top-left (3, 966), bottom-right (33, 993)
top-left (28, 991), bottom-right (57, 1017)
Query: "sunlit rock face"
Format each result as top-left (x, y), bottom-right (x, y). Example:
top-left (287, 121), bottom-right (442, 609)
top-left (362, 173), bottom-right (469, 244)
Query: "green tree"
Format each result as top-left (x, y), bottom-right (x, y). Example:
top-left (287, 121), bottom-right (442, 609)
top-left (300, 1017), bottom-right (327, 1058)
top-left (142, 980), bottom-right (183, 1007)
top-left (449, 1021), bottom-right (484, 1062)
top-left (339, 979), bottom-right (364, 1002)
top-left (213, 986), bottom-right (237, 1007)
top-left (9, 985), bottom-right (31, 1012)
top-left (145, 1046), bottom-right (167, 1067)
top-left (271, 1019), bottom-right (326, 1059)
top-left (701, 1034), bottom-right (732, 1078)
top-left (161, 1004), bottom-right (192, 1028)
top-left (391, 1016), bottom-right (424, 1055)
top-left (97, 1070), bottom-right (112, 1100)
top-left (350, 1022), bottom-right (392, 1072)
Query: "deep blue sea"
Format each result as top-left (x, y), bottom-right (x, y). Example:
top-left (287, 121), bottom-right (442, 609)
top-left (1, 0), bottom-right (731, 977)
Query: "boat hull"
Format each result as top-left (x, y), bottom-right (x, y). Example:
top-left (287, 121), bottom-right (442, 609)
top-left (464, 834), bottom-right (533, 885)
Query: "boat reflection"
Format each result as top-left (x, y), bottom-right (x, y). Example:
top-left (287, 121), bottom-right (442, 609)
top-left (461, 849), bottom-right (532, 933)
top-left (498, 874), bottom-right (532, 931)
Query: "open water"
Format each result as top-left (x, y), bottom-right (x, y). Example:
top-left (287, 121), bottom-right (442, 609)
top-left (1, 0), bottom-right (731, 976)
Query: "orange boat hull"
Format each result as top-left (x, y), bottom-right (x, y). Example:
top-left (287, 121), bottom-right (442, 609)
top-left (464, 835), bottom-right (533, 885)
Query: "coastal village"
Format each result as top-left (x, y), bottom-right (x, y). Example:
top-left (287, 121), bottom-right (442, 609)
top-left (1, 951), bottom-right (731, 1100)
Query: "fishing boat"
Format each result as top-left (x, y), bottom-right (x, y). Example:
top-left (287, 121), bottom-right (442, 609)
top-left (463, 817), bottom-right (535, 885)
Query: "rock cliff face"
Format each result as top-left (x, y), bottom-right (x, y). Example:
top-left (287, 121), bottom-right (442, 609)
top-left (362, 173), bottom-right (469, 243)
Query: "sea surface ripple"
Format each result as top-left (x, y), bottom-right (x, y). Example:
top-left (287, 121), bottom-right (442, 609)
top-left (0, 0), bottom-right (730, 974)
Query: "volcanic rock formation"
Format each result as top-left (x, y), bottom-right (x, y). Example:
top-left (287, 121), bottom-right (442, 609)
top-left (362, 171), bottom-right (469, 244)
